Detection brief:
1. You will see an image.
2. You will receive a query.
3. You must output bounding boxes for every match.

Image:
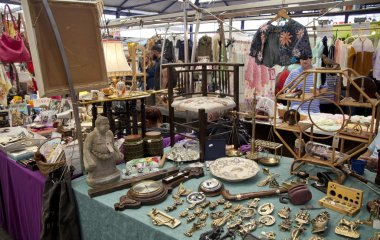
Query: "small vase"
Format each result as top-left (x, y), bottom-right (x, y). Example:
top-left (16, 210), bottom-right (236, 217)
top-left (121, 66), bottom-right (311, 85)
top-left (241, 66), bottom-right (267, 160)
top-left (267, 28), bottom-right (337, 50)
top-left (116, 80), bottom-right (126, 97)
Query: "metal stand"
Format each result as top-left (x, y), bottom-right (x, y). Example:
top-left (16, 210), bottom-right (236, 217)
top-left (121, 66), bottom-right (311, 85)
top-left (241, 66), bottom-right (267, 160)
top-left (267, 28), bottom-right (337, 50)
top-left (246, 89), bottom-right (259, 160)
top-left (41, 0), bottom-right (84, 172)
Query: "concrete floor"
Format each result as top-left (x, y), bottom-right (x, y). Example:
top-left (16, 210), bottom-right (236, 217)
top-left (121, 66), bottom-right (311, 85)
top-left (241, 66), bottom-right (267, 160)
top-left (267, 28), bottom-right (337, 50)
top-left (0, 226), bottom-right (13, 240)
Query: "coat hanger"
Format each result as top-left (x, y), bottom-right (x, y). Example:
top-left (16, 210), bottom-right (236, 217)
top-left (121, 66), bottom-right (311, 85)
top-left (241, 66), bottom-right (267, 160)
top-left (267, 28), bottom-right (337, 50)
top-left (269, 9), bottom-right (290, 24)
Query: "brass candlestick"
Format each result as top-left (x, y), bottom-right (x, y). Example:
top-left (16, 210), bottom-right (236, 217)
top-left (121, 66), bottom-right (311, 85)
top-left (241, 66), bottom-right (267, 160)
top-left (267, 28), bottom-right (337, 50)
top-left (246, 89), bottom-right (259, 160)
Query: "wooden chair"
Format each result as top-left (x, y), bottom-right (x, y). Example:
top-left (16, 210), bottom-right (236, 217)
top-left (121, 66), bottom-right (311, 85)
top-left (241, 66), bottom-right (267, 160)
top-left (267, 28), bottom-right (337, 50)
top-left (163, 62), bottom-right (244, 161)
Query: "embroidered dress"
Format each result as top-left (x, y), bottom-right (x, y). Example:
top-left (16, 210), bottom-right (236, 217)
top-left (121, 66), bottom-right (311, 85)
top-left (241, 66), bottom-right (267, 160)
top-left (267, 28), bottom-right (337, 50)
top-left (250, 19), bottom-right (312, 67)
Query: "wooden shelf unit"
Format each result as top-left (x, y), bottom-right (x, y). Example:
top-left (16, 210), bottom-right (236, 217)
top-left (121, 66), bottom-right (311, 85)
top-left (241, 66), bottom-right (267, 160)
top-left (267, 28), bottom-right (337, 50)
top-left (274, 67), bottom-right (380, 183)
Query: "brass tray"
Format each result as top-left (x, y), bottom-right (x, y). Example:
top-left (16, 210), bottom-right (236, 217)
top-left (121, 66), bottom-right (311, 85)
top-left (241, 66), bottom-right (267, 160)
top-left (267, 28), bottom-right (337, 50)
top-left (258, 157), bottom-right (280, 166)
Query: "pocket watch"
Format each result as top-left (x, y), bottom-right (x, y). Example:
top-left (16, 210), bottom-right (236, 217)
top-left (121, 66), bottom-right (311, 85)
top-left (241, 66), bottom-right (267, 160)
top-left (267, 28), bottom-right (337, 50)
top-left (198, 178), bottom-right (224, 197)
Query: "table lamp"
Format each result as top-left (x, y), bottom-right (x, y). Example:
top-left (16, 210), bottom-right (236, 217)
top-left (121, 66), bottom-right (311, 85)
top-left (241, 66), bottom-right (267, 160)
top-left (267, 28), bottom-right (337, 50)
top-left (103, 39), bottom-right (132, 96)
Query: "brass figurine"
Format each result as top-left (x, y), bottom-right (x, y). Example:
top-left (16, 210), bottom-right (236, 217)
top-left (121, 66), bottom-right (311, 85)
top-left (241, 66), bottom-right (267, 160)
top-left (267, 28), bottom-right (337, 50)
top-left (311, 211), bottom-right (330, 234)
top-left (211, 212), bottom-right (233, 228)
top-left (335, 217), bottom-right (362, 239)
top-left (257, 168), bottom-right (280, 188)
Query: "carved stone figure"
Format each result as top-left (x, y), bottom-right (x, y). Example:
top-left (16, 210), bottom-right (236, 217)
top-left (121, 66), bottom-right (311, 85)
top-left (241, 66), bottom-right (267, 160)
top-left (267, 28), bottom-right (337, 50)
top-left (84, 116), bottom-right (122, 187)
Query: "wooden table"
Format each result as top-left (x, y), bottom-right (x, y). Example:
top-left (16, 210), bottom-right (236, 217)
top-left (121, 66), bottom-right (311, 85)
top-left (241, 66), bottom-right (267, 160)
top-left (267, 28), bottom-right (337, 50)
top-left (80, 91), bottom-right (151, 137)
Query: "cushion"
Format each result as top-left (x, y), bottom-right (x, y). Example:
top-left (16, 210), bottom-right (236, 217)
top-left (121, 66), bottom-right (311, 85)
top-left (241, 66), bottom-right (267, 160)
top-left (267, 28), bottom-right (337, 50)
top-left (171, 96), bottom-right (236, 113)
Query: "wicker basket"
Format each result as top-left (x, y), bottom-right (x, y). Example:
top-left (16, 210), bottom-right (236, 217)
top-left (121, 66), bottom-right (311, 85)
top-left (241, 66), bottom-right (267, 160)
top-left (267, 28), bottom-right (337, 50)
top-left (34, 152), bottom-right (66, 176)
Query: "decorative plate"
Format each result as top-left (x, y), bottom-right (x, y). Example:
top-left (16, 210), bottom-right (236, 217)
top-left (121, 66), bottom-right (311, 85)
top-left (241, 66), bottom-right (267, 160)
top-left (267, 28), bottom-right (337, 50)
top-left (209, 157), bottom-right (260, 182)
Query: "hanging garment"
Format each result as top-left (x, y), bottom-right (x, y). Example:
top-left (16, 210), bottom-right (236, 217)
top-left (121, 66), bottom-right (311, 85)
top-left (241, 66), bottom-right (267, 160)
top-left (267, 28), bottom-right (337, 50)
top-left (212, 33), bottom-right (220, 62)
top-left (0, 64), bottom-right (12, 107)
top-left (197, 35), bottom-right (213, 61)
top-left (372, 39), bottom-right (380, 80)
top-left (176, 39), bottom-right (193, 62)
top-left (321, 36), bottom-right (329, 85)
top-left (164, 40), bottom-right (175, 63)
top-left (244, 56), bottom-right (276, 101)
top-left (347, 37), bottom-right (375, 76)
top-left (250, 19), bottom-right (312, 67)
top-left (40, 166), bottom-right (81, 240)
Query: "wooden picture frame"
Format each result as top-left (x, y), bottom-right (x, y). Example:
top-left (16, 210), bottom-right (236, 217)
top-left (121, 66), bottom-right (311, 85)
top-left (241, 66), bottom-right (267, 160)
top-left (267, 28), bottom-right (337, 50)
top-left (22, 0), bottom-right (108, 97)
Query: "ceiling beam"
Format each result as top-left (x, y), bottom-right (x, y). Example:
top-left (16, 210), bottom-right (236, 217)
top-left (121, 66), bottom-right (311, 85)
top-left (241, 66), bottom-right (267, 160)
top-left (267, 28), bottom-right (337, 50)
top-left (109, 0), bottom-right (377, 28)
top-left (121, 0), bottom-right (168, 10)
top-left (222, 0), bottom-right (229, 6)
top-left (159, 1), bottom-right (177, 13)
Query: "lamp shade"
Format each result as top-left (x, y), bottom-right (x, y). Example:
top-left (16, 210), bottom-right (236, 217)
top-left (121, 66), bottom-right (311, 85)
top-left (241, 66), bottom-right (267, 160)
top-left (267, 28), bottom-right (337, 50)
top-left (103, 39), bottom-right (131, 77)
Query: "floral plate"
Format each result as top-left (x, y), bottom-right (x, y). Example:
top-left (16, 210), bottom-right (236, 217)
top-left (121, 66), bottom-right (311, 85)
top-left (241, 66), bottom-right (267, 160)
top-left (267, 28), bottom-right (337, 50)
top-left (209, 157), bottom-right (260, 182)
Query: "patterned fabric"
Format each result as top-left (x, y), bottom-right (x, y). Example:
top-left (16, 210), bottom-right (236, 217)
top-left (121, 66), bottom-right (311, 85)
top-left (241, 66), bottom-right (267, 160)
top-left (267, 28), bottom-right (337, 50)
top-left (250, 19), bottom-right (312, 67)
top-left (171, 96), bottom-right (235, 113)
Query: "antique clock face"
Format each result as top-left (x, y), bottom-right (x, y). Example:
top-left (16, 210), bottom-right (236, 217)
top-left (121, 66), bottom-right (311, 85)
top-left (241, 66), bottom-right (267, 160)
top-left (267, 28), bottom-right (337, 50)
top-left (198, 178), bottom-right (223, 196)
top-left (131, 180), bottom-right (163, 195)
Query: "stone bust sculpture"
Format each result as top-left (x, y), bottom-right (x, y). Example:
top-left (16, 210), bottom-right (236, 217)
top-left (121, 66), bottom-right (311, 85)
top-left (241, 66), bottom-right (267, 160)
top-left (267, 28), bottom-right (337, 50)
top-left (84, 116), bottom-right (122, 188)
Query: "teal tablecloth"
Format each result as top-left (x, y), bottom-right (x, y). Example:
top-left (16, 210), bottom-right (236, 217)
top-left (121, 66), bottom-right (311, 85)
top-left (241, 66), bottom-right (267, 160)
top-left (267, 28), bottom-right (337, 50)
top-left (71, 157), bottom-right (378, 240)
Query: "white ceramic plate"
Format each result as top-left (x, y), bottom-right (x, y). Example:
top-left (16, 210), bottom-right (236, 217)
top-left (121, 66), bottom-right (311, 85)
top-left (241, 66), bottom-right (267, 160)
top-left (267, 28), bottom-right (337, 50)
top-left (209, 157), bottom-right (260, 182)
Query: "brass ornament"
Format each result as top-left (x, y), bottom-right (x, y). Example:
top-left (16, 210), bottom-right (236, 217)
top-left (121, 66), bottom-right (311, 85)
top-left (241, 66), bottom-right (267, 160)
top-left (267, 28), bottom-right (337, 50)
top-left (335, 217), bottom-right (362, 239)
top-left (279, 219), bottom-right (293, 231)
top-left (147, 208), bottom-right (181, 229)
top-left (200, 200), bottom-right (210, 209)
top-left (188, 203), bottom-right (197, 210)
top-left (227, 218), bottom-right (243, 230)
top-left (186, 213), bottom-right (196, 223)
top-left (198, 212), bottom-right (209, 221)
top-left (165, 203), bottom-right (177, 212)
top-left (291, 225), bottom-right (306, 240)
top-left (247, 198), bottom-right (261, 208)
top-left (223, 201), bottom-right (232, 210)
top-left (261, 231), bottom-right (276, 240)
top-left (238, 207), bottom-right (256, 219)
top-left (211, 211), bottom-right (224, 219)
top-left (259, 215), bottom-right (275, 226)
top-left (186, 192), bottom-right (206, 204)
top-left (179, 209), bottom-right (189, 218)
top-left (209, 201), bottom-right (218, 210)
top-left (238, 220), bottom-right (257, 236)
top-left (311, 211), bottom-right (330, 234)
top-left (194, 206), bottom-right (203, 216)
top-left (184, 220), bottom-right (206, 237)
top-left (295, 210), bottom-right (310, 225)
top-left (278, 206), bottom-right (291, 219)
top-left (258, 203), bottom-right (274, 215)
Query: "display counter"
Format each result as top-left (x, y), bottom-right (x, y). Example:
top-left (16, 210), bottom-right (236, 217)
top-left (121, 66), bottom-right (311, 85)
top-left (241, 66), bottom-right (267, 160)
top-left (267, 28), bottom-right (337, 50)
top-left (72, 159), bottom-right (377, 240)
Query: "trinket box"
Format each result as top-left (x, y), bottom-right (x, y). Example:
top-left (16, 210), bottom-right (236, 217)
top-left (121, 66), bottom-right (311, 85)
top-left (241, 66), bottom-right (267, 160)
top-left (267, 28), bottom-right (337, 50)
top-left (319, 182), bottom-right (363, 216)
